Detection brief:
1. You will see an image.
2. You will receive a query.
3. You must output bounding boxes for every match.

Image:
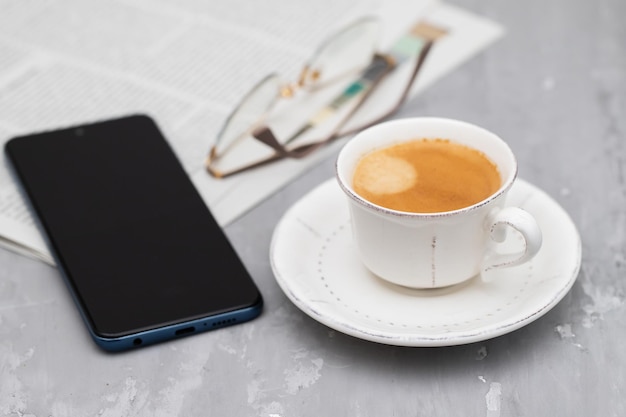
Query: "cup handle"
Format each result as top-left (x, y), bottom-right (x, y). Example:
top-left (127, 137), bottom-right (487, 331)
top-left (483, 207), bottom-right (543, 271)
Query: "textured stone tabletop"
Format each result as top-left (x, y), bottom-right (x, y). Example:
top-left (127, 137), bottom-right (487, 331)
top-left (1, 0), bottom-right (625, 415)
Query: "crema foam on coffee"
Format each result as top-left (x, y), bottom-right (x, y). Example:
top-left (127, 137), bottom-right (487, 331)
top-left (352, 138), bottom-right (501, 213)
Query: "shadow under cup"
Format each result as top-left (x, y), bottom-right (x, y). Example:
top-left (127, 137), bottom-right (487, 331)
top-left (335, 117), bottom-right (519, 289)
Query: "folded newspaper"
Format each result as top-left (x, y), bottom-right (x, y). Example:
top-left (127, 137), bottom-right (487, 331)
top-left (0, 0), bottom-right (503, 265)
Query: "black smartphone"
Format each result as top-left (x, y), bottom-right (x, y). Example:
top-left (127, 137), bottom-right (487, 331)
top-left (4, 114), bottom-right (263, 352)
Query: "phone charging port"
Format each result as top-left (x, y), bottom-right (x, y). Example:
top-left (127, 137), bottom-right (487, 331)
top-left (175, 326), bottom-right (195, 336)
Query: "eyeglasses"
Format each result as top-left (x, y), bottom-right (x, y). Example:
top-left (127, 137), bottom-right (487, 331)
top-left (206, 16), bottom-right (447, 179)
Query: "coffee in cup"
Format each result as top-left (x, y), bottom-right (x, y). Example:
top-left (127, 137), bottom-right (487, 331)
top-left (352, 138), bottom-right (501, 213)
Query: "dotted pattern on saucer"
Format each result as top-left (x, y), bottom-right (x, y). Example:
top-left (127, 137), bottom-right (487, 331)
top-left (315, 219), bottom-right (533, 333)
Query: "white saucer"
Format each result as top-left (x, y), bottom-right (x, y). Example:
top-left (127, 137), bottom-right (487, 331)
top-left (270, 178), bottom-right (581, 347)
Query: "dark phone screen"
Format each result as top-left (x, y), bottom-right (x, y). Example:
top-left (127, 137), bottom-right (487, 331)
top-left (5, 115), bottom-right (261, 338)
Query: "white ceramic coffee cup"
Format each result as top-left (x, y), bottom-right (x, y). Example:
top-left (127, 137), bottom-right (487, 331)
top-left (336, 117), bottom-right (542, 289)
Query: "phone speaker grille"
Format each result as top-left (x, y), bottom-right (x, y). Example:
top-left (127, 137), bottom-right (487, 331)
top-left (212, 318), bottom-right (237, 328)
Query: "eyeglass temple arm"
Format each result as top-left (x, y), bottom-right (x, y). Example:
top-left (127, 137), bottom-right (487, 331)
top-left (333, 39), bottom-right (434, 139)
top-left (251, 39), bottom-right (434, 159)
top-left (251, 52), bottom-right (399, 159)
